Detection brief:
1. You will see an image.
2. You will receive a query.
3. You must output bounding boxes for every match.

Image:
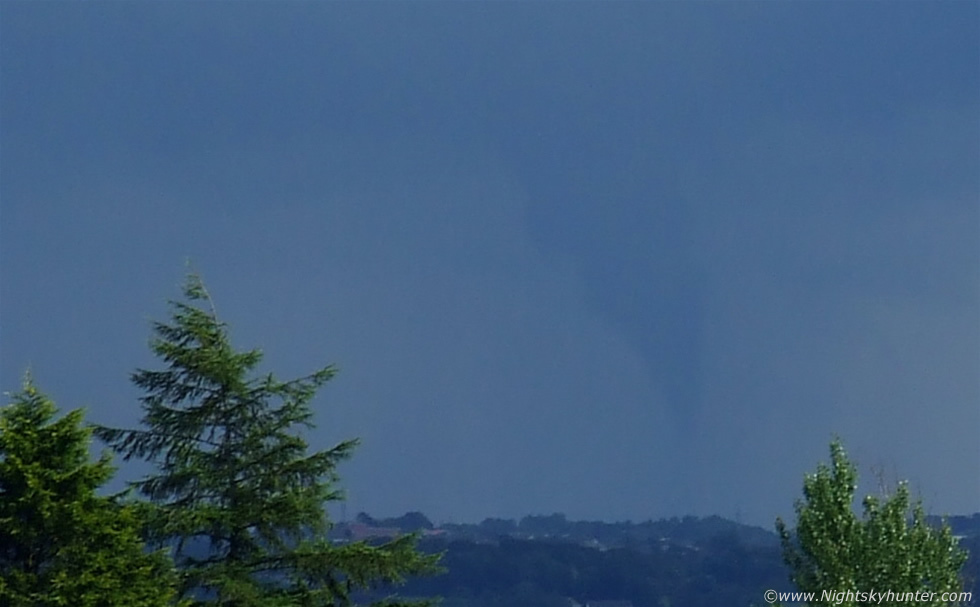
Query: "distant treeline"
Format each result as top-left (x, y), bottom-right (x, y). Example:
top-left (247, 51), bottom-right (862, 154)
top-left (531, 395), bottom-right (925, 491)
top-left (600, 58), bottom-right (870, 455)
top-left (345, 511), bottom-right (980, 607)
top-left (344, 511), bottom-right (779, 547)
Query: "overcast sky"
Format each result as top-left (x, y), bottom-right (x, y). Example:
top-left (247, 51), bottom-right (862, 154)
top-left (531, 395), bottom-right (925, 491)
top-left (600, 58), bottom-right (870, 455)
top-left (1, 2), bottom-right (977, 528)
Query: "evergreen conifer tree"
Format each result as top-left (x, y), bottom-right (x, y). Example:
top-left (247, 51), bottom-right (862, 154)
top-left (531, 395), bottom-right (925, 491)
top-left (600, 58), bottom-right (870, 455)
top-left (95, 275), bottom-right (439, 606)
top-left (0, 377), bottom-right (181, 607)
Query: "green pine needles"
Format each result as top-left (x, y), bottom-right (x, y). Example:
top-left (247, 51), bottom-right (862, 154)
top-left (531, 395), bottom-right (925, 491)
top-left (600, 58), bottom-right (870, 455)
top-left (0, 377), bottom-right (182, 607)
top-left (94, 274), bottom-right (440, 607)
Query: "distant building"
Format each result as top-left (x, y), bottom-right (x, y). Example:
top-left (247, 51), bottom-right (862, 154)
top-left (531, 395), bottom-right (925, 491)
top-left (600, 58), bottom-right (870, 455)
top-left (342, 522), bottom-right (401, 541)
top-left (333, 522), bottom-right (447, 543)
top-left (421, 528), bottom-right (447, 537)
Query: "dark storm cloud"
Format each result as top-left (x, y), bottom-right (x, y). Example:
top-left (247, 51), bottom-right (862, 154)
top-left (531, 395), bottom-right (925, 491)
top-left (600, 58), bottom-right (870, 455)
top-left (1, 2), bottom-right (976, 524)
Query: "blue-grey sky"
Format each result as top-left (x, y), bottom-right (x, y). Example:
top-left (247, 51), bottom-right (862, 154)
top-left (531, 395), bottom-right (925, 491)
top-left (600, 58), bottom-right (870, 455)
top-left (1, 2), bottom-right (977, 528)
